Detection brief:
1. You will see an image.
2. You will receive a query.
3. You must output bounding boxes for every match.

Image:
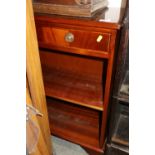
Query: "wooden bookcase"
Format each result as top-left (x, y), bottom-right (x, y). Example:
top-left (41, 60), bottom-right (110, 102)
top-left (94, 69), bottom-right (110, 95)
top-left (34, 7), bottom-right (125, 155)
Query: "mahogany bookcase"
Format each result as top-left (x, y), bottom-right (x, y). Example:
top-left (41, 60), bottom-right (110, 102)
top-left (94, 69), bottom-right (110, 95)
top-left (34, 7), bottom-right (125, 155)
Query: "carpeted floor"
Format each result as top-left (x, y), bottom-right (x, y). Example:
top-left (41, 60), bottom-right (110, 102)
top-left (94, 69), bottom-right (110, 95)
top-left (52, 136), bottom-right (88, 155)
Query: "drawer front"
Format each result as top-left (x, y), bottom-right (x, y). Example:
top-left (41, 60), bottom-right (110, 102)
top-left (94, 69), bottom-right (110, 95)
top-left (36, 26), bottom-right (111, 52)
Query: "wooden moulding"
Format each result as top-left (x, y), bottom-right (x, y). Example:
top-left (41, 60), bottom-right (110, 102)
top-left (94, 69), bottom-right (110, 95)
top-left (33, 0), bottom-right (108, 17)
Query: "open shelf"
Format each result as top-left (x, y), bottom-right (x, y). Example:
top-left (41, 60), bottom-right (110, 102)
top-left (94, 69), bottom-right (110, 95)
top-left (47, 97), bottom-right (101, 149)
top-left (43, 67), bottom-right (103, 111)
top-left (40, 50), bottom-right (105, 111)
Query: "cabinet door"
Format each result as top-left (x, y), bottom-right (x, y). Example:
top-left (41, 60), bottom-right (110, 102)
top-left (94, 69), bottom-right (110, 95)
top-left (26, 0), bottom-right (52, 154)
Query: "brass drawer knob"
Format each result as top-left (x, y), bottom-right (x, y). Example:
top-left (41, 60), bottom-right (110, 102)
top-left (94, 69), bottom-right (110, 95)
top-left (65, 32), bottom-right (74, 43)
top-left (96, 35), bottom-right (103, 43)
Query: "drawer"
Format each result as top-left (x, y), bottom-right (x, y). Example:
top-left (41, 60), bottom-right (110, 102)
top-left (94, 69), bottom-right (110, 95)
top-left (36, 26), bottom-right (111, 53)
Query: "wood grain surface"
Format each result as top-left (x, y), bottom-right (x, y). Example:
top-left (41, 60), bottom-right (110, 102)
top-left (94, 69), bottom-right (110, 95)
top-left (33, 0), bottom-right (108, 17)
top-left (36, 26), bottom-right (110, 52)
top-left (26, 0), bottom-right (52, 154)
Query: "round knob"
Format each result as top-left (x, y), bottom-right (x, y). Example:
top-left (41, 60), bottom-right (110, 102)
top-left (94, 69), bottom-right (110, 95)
top-left (64, 32), bottom-right (74, 43)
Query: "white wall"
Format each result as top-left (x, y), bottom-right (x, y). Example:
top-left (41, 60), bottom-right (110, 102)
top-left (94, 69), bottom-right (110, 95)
top-left (108, 0), bottom-right (123, 7)
top-left (104, 0), bottom-right (127, 22)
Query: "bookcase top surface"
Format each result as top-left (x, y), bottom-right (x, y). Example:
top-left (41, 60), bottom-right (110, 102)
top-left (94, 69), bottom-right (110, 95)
top-left (34, 7), bottom-right (126, 30)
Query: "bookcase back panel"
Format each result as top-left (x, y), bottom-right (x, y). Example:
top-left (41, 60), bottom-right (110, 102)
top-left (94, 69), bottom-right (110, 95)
top-left (40, 50), bottom-right (105, 83)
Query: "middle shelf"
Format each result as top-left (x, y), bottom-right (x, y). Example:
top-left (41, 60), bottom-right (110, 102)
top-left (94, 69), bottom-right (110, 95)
top-left (40, 50), bottom-right (106, 111)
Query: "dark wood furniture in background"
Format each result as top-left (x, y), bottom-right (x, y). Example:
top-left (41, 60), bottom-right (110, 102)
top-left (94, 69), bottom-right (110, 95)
top-left (105, 4), bottom-right (129, 155)
top-left (33, 0), bottom-right (108, 17)
top-left (34, 6), bottom-right (126, 155)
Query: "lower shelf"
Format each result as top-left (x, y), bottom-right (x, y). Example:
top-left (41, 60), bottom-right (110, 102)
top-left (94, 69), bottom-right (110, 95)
top-left (47, 97), bottom-right (102, 151)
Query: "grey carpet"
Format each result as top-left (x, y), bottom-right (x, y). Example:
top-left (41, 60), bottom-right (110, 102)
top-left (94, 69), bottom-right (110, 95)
top-left (52, 136), bottom-right (88, 155)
